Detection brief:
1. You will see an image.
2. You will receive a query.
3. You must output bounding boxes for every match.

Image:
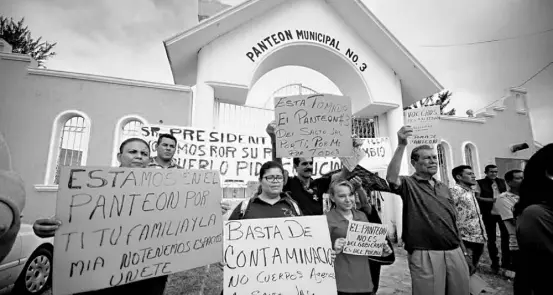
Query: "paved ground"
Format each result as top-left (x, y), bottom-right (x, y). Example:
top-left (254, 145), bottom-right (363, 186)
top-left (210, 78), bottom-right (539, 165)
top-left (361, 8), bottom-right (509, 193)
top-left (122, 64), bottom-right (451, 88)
top-left (36, 245), bottom-right (514, 295)
top-left (378, 246), bottom-right (514, 295)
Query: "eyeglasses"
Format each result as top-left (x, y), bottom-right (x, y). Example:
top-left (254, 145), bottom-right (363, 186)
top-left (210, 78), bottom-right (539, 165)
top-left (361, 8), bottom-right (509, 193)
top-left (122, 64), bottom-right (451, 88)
top-left (263, 175), bottom-right (284, 182)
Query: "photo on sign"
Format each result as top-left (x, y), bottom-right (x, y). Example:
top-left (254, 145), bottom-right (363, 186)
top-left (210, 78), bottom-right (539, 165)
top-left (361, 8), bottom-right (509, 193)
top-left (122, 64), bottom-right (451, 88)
top-left (274, 94), bottom-right (353, 158)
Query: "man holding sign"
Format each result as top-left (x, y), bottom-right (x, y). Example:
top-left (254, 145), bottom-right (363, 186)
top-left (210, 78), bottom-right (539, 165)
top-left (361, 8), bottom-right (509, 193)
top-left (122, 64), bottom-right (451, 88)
top-left (386, 126), bottom-right (470, 295)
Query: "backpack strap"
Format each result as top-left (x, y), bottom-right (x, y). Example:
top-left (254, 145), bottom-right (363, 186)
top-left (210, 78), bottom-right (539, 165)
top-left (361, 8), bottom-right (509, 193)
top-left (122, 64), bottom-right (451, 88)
top-left (282, 192), bottom-right (302, 216)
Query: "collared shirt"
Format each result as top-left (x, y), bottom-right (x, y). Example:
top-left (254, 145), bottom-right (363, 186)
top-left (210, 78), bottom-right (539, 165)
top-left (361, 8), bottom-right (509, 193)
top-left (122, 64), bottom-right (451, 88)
top-left (326, 208), bottom-right (373, 293)
top-left (390, 174), bottom-right (460, 252)
top-left (227, 193), bottom-right (301, 220)
top-left (283, 176), bottom-right (331, 216)
top-left (148, 157), bottom-right (182, 169)
top-left (450, 183), bottom-right (487, 244)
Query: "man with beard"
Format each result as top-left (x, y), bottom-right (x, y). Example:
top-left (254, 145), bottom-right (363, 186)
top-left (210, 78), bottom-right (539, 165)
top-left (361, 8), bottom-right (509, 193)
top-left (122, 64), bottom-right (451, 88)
top-left (266, 122), bottom-right (352, 215)
top-left (149, 134), bottom-right (182, 169)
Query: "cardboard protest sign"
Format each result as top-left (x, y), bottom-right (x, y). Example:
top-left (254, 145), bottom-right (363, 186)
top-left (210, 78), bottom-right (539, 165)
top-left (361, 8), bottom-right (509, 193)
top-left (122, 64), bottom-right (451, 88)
top-left (404, 106), bottom-right (440, 145)
top-left (342, 137), bottom-right (393, 171)
top-left (274, 94), bottom-right (353, 158)
top-left (223, 216), bottom-right (337, 295)
top-left (135, 124), bottom-right (342, 185)
top-left (53, 167), bottom-right (223, 295)
top-left (343, 220), bottom-right (388, 256)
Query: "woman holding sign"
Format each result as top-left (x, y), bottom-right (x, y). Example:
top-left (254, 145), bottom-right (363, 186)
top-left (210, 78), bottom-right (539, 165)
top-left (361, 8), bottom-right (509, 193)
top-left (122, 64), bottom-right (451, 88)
top-left (33, 138), bottom-right (232, 295)
top-left (326, 180), bottom-right (392, 295)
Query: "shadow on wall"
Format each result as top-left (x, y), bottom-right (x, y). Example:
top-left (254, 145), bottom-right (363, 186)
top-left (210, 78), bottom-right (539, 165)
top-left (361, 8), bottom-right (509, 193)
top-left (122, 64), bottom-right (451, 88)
top-left (0, 132), bottom-right (11, 170)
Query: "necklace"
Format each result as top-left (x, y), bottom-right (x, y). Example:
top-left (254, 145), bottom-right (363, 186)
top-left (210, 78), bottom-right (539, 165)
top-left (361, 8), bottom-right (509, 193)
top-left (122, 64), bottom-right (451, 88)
top-left (299, 178), bottom-right (318, 201)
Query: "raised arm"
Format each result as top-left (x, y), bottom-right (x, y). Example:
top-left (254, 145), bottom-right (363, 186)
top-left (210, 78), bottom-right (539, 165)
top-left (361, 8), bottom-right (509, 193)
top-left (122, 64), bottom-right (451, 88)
top-left (386, 126), bottom-right (412, 187)
top-left (266, 121), bottom-right (282, 165)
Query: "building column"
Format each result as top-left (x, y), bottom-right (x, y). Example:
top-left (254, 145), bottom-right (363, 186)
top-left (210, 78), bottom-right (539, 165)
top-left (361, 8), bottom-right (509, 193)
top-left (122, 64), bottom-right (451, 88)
top-left (383, 104), bottom-right (408, 243)
top-left (193, 83), bottom-right (215, 129)
top-left (193, 50), bottom-right (216, 129)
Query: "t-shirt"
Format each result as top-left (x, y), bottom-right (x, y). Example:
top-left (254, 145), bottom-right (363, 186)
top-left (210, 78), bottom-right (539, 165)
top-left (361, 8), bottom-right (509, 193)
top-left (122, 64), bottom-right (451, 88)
top-left (283, 176), bottom-right (331, 215)
top-left (228, 194), bottom-right (301, 220)
top-left (326, 208), bottom-right (373, 293)
top-left (495, 192), bottom-right (520, 251)
top-left (390, 175), bottom-right (460, 252)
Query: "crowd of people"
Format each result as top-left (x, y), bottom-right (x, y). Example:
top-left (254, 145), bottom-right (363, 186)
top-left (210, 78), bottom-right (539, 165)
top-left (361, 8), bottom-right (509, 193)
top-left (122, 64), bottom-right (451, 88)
top-left (1, 122), bottom-right (552, 295)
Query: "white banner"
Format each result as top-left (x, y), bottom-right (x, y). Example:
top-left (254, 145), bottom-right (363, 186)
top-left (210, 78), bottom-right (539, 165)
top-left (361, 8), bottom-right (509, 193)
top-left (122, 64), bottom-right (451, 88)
top-left (223, 216), bottom-right (337, 295)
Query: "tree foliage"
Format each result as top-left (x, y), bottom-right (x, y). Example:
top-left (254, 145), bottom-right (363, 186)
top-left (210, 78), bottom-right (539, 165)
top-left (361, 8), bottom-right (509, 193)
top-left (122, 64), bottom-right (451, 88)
top-left (404, 90), bottom-right (456, 116)
top-left (0, 16), bottom-right (56, 67)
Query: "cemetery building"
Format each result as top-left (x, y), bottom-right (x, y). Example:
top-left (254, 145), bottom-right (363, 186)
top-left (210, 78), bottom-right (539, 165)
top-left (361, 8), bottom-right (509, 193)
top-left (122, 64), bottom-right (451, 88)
top-left (0, 0), bottom-right (538, 238)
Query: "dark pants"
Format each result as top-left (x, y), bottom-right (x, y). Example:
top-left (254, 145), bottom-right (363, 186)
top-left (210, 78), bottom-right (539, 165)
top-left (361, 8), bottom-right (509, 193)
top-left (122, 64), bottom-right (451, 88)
top-left (80, 275), bottom-right (168, 295)
top-left (463, 240), bottom-right (485, 268)
top-left (482, 214), bottom-right (510, 267)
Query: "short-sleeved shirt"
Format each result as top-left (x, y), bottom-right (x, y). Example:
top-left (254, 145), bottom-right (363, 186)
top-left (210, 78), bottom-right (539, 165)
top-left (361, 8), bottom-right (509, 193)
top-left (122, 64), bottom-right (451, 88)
top-left (450, 184), bottom-right (487, 244)
top-left (283, 176), bottom-right (331, 216)
top-left (228, 194), bottom-right (301, 220)
top-left (326, 208), bottom-right (373, 293)
top-left (495, 192), bottom-right (519, 250)
top-left (148, 157), bottom-right (182, 169)
top-left (390, 175), bottom-right (460, 252)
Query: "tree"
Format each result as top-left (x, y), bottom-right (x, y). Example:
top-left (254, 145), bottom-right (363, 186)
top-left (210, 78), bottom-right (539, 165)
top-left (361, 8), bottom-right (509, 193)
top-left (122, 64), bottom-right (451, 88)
top-left (404, 90), bottom-right (456, 116)
top-left (0, 17), bottom-right (56, 67)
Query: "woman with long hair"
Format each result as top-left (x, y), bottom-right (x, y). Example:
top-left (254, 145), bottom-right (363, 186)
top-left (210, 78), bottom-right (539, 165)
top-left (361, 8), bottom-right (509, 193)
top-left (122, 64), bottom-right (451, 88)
top-left (326, 180), bottom-right (392, 295)
top-left (513, 143), bottom-right (553, 295)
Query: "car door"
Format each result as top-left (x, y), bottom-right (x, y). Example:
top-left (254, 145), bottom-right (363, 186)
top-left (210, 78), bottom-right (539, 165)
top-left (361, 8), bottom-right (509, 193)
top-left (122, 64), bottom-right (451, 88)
top-left (0, 225), bottom-right (23, 289)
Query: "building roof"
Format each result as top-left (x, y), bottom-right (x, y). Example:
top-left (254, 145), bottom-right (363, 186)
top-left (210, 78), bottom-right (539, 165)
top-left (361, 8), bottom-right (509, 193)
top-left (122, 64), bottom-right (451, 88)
top-left (164, 0), bottom-right (443, 105)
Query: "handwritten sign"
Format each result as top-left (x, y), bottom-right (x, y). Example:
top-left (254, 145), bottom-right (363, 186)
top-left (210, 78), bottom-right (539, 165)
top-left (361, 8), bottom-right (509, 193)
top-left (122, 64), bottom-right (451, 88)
top-left (357, 137), bottom-right (393, 171)
top-left (53, 167), bottom-right (223, 295)
top-left (343, 221), bottom-right (388, 256)
top-left (223, 216), bottom-right (337, 295)
top-left (134, 124), bottom-right (342, 185)
top-left (274, 94), bottom-right (353, 158)
top-left (340, 146), bottom-right (366, 172)
top-left (404, 106), bottom-right (440, 145)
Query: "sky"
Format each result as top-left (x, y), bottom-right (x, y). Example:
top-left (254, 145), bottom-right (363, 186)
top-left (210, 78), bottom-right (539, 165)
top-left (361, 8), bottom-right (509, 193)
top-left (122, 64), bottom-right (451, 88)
top-left (1, 0), bottom-right (551, 143)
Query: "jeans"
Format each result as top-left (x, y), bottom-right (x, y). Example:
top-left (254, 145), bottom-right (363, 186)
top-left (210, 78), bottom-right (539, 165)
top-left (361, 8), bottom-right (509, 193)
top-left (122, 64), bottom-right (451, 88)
top-left (482, 214), bottom-right (510, 267)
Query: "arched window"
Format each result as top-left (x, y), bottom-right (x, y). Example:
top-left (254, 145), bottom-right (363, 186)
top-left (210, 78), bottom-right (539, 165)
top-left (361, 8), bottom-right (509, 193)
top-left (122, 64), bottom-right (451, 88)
top-left (111, 115), bottom-right (147, 166)
top-left (437, 143), bottom-right (449, 185)
top-left (45, 111), bottom-right (91, 185)
top-left (462, 142), bottom-right (480, 178)
top-left (121, 120), bottom-right (144, 140)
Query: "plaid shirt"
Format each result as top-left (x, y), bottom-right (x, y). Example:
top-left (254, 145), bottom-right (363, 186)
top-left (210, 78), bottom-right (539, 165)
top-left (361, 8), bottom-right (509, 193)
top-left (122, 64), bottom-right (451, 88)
top-left (148, 157), bottom-right (182, 169)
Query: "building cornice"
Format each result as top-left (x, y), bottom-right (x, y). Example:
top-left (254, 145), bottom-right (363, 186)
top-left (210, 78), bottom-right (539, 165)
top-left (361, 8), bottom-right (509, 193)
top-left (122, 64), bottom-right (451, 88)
top-left (27, 68), bottom-right (191, 92)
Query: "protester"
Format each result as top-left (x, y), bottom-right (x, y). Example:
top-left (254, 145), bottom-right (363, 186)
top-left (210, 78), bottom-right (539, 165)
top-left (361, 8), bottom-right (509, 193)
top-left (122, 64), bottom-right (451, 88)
top-left (386, 125), bottom-right (470, 295)
top-left (513, 144), bottom-right (553, 295)
top-left (476, 164), bottom-right (510, 272)
top-left (327, 179), bottom-right (392, 295)
top-left (0, 170), bottom-right (26, 262)
top-left (227, 161), bottom-right (303, 219)
top-left (33, 137), bottom-right (231, 295)
top-left (266, 122), bottom-right (355, 215)
top-left (149, 133), bottom-right (182, 169)
top-left (494, 170), bottom-right (523, 272)
top-left (450, 165), bottom-right (487, 270)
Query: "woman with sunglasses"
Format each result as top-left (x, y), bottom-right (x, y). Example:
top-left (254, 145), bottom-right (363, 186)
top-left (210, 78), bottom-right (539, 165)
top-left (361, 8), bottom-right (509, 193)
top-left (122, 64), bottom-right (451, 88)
top-left (326, 180), bottom-right (392, 295)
